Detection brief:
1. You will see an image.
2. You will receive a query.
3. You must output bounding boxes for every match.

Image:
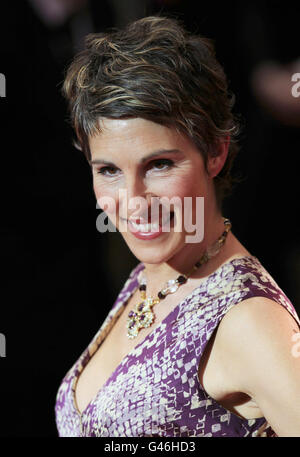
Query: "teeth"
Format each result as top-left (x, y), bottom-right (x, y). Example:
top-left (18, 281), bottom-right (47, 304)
top-left (129, 214), bottom-right (172, 232)
top-left (130, 221), bottom-right (159, 232)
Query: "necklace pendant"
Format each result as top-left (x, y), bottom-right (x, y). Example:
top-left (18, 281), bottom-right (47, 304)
top-left (126, 217), bottom-right (231, 338)
top-left (126, 297), bottom-right (155, 339)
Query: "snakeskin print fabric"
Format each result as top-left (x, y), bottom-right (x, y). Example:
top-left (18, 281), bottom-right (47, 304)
top-left (55, 256), bottom-right (300, 436)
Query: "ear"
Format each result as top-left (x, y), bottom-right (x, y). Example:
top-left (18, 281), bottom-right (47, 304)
top-left (207, 135), bottom-right (230, 178)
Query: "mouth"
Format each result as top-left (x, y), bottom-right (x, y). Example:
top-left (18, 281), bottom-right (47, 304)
top-left (121, 211), bottom-right (175, 234)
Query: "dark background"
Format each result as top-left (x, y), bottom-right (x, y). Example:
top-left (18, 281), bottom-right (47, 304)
top-left (0, 0), bottom-right (299, 436)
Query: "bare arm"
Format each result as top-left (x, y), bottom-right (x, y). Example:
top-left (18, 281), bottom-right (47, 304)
top-left (216, 297), bottom-right (300, 437)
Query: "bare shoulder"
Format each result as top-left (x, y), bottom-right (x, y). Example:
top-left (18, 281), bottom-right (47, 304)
top-left (220, 296), bottom-right (300, 337)
top-left (215, 295), bottom-right (300, 398)
top-left (222, 296), bottom-right (299, 342)
top-left (216, 297), bottom-right (300, 373)
top-left (213, 296), bottom-right (300, 435)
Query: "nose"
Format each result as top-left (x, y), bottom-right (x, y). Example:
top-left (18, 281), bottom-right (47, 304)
top-left (126, 172), bottom-right (147, 202)
top-left (120, 173), bottom-right (151, 219)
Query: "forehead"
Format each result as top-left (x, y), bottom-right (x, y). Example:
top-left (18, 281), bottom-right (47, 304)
top-left (89, 117), bottom-right (194, 160)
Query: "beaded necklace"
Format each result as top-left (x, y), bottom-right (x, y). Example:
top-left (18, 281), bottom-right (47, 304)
top-left (126, 218), bottom-right (231, 339)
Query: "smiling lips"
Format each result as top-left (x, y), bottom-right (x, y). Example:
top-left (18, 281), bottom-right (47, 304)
top-left (121, 212), bottom-right (175, 239)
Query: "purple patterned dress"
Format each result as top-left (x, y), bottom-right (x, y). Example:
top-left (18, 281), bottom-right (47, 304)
top-left (55, 255), bottom-right (300, 437)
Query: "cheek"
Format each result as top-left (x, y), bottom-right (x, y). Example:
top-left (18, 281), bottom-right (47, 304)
top-left (162, 174), bottom-right (207, 200)
top-left (93, 180), bottom-right (119, 216)
top-left (93, 176), bottom-right (116, 197)
top-left (161, 175), bottom-right (207, 225)
top-left (93, 181), bottom-right (103, 201)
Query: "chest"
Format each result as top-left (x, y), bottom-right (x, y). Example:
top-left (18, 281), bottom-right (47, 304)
top-left (74, 286), bottom-right (192, 414)
top-left (74, 290), bottom-right (263, 421)
top-left (74, 288), bottom-right (170, 414)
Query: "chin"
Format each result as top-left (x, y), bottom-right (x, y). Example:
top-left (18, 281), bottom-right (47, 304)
top-left (123, 235), bottom-right (184, 266)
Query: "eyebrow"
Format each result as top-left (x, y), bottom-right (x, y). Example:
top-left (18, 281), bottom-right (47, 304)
top-left (89, 149), bottom-right (183, 166)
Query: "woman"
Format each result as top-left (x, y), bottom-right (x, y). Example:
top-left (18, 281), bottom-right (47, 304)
top-left (55, 15), bottom-right (300, 437)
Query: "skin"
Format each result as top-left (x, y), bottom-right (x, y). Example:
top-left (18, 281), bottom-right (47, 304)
top-left (213, 297), bottom-right (300, 436)
top-left (90, 117), bottom-right (231, 296)
top-left (88, 117), bottom-right (300, 436)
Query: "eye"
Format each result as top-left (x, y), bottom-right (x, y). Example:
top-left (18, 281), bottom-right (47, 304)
top-left (150, 159), bottom-right (174, 171)
top-left (96, 166), bottom-right (119, 177)
top-left (94, 158), bottom-right (174, 177)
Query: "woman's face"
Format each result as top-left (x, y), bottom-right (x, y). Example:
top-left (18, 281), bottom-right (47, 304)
top-left (89, 117), bottom-right (220, 265)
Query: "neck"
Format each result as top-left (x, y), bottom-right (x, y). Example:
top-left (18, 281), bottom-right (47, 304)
top-left (141, 211), bottom-right (228, 293)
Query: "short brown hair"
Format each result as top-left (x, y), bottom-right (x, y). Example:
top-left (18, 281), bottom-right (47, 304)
top-left (62, 15), bottom-right (240, 209)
